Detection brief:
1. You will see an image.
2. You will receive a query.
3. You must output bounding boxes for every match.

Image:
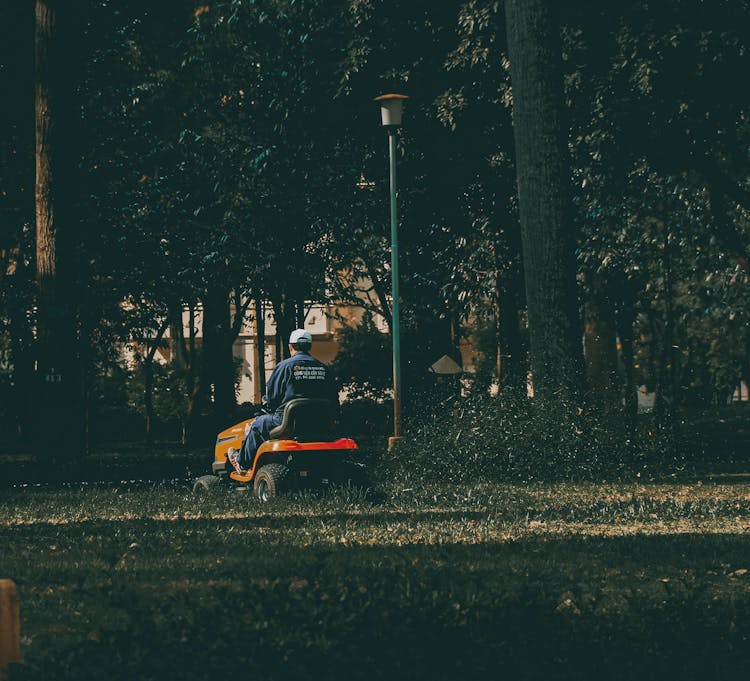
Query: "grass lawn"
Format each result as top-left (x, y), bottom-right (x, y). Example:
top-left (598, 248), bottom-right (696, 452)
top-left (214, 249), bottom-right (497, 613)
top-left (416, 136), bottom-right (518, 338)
top-left (2, 481), bottom-right (750, 680)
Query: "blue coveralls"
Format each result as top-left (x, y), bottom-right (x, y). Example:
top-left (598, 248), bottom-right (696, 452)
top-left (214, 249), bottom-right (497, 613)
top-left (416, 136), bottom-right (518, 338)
top-left (239, 350), bottom-right (338, 468)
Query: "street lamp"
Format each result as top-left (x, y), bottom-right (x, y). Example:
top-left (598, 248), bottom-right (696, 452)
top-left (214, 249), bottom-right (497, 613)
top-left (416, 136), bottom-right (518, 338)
top-left (374, 93), bottom-right (408, 451)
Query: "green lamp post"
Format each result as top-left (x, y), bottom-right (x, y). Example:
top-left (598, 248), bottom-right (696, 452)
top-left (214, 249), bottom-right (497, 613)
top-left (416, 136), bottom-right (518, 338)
top-left (374, 93), bottom-right (408, 451)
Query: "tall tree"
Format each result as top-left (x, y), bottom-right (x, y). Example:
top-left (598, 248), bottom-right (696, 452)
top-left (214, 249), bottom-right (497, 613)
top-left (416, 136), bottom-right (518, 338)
top-left (504, 0), bottom-right (584, 401)
top-left (35, 0), bottom-right (82, 458)
top-left (0, 1), bottom-right (34, 442)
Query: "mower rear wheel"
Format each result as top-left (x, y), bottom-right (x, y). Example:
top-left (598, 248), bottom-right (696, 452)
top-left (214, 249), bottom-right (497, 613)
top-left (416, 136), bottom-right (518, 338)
top-left (192, 475), bottom-right (221, 494)
top-left (253, 463), bottom-right (289, 502)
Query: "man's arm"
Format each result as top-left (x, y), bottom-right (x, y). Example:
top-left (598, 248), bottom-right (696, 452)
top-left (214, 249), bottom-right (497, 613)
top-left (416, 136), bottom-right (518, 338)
top-left (265, 363), bottom-right (286, 412)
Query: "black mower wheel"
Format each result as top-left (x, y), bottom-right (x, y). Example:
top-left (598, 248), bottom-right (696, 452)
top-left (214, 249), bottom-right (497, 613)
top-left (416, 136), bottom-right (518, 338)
top-left (192, 475), bottom-right (221, 494)
top-left (253, 463), bottom-right (289, 502)
top-left (340, 461), bottom-right (368, 488)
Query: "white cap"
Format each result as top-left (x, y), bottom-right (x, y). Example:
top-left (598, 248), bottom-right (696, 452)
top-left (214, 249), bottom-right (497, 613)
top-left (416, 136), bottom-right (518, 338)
top-left (289, 329), bottom-right (312, 345)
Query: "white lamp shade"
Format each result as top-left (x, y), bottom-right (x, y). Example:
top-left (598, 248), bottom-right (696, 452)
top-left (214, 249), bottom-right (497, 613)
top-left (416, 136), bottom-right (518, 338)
top-left (374, 94), bottom-right (408, 127)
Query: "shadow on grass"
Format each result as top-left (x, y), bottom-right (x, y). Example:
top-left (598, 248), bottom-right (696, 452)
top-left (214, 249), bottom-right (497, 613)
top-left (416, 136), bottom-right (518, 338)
top-left (4, 515), bottom-right (750, 681)
top-left (0, 454), bottom-right (208, 489)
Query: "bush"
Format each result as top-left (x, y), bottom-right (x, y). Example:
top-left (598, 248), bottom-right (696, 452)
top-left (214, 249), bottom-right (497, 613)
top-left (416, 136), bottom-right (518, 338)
top-left (330, 313), bottom-right (393, 401)
top-left (338, 397), bottom-right (392, 442)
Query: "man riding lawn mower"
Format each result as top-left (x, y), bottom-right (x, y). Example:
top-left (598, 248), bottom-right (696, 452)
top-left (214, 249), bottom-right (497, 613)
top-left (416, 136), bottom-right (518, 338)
top-left (193, 329), bottom-right (363, 500)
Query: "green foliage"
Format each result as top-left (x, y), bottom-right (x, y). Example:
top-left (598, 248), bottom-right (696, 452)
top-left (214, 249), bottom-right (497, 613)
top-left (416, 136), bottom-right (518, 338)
top-left (462, 306), bottom-right (508, 390)
top-left (123, 351), bottom-right (244, 434)
top-left (331, 313), bottom-right (392, 401)
top-left (1, 0), bottom-right (750, 456)
top-left (338, 397), bottom-right (393, 444)
top-left (127, 362), bottom-right (189, 426)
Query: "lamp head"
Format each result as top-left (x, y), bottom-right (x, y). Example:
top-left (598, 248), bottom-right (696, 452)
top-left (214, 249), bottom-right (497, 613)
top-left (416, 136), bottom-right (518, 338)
top-left (374, 93), bottom-right (408, 127)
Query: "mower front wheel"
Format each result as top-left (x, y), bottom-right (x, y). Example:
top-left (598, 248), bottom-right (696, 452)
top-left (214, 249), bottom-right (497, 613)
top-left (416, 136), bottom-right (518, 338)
top-left (253, 463), bottom-right (289, 502)
top-left (192, 474), bottom-right (221, 494)
top-left (340, 461), bottom-right (368, 488)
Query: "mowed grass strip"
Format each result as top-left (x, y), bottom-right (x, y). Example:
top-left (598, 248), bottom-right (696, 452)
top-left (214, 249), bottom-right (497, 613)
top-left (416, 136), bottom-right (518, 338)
top-left (2, 483), bottom-right (750, 680)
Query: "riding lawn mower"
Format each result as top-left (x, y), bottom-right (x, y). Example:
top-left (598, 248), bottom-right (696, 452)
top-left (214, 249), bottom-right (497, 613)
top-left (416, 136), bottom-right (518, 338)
top-left (192, 398), bottom-right (364, 501)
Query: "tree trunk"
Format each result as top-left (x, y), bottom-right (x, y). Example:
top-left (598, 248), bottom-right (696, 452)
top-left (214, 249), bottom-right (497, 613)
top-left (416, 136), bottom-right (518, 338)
top-left (184, 361), bottom-right (201, 447)
top-left (272, 296), bottom-right (294, 361)
top-left (655, 228), bottom-right (678, 425)
top-left (742, 325), bottom-right (750, 402)
top-left (654, 324), bottom-right (670, 416)
top-left (254, 298), bottom-right (267, 402)
top-left (141, 319), bottom-right (168, 443)
top-left (202, 286), bottom-right (235, 424)
top-left (35, 0), bottom-right (82, 461)
top-left (143, 360), bottom-right (155, 442)
top-left (583, 278), bottom-right (620, 410)
top-left (504, 0), bottom-right (584, 403)
top-left (170, 302), bottom-right (201, 446)
top-left (615, 280), bottom-right (638, 436)
top-left (9, 307), bottom-right (34, 440)
top-left (170, 302), bottom-right (187, 369)
top-left (494, 268), bottom-right (526, 395)
top-left (6, 256), bottom-right (34, 440)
